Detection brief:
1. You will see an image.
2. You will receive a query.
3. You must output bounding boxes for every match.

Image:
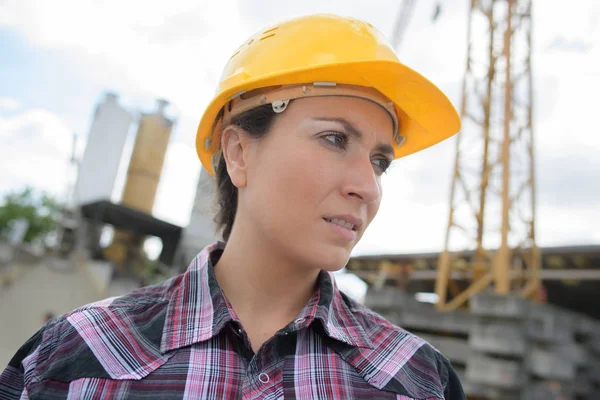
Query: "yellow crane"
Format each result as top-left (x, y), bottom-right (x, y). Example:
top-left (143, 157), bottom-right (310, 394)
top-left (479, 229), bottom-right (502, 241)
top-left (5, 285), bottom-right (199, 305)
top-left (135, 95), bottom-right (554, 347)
top-left (391, 0), bottom-right (540, 311)
top-left (435, 0), bottom-right (540, 311)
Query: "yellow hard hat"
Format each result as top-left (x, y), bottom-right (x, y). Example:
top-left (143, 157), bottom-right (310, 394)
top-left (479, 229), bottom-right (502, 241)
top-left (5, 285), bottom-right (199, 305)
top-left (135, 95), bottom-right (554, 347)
top-left (196, 14), bottom-right (461, 175)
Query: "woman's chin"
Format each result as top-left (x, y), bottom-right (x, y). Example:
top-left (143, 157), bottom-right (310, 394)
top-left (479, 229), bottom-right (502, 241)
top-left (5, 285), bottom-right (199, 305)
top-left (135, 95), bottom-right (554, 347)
top-left (309, 243), bottom-right (353, 272)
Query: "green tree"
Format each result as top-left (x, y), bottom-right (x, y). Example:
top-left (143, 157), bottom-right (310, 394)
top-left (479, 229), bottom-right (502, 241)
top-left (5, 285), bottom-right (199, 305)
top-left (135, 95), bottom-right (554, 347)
top-left (0, 187), bottom-right (62, 244)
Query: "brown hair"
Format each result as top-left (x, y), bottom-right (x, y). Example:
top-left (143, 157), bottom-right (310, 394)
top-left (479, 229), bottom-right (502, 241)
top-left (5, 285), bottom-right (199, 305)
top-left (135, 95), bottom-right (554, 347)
top-left (212, 104), bottom-right (282, 241)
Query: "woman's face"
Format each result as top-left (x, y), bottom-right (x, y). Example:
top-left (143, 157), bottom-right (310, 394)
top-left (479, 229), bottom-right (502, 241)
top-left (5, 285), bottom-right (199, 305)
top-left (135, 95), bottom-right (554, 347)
top-left (239, 95), bottom-right (395, 272)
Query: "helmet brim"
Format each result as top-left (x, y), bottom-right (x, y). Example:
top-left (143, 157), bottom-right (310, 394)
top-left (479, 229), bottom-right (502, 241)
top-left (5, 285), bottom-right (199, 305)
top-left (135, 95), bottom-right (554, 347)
top-left (196, 59), bottom-right (461, 175)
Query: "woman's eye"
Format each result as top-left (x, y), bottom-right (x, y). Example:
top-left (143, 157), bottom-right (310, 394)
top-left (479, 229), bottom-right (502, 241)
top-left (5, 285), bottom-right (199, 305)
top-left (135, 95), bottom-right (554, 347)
top-left (373, 158), bottom-right (392, 174)
top-left (322, 132), bottom-right (348, 149)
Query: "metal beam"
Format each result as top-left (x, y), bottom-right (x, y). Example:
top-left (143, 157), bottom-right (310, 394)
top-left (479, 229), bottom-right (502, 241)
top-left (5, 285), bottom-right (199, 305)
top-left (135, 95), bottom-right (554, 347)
top-left (352, 269), bottom-right (600, 282)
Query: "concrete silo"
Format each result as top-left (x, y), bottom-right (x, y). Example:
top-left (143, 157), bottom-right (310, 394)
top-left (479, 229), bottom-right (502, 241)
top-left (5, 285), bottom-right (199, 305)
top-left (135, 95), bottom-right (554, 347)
top-left (106, 99), bottom-right (175, 268)
top-left (74, 92), bottom-right (133, 205)
top-left (121, 99), bottom-right (174, 213)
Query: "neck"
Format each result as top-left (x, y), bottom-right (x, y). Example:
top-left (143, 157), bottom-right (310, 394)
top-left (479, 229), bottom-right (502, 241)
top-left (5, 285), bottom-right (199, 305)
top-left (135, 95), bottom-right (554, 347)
top-left (214, 220), bottom-right (321, 330)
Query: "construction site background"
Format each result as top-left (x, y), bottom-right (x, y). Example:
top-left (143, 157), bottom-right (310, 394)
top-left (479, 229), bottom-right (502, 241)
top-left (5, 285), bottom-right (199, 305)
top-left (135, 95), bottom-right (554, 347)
top-left (1, 1), bottom-right (599, 399)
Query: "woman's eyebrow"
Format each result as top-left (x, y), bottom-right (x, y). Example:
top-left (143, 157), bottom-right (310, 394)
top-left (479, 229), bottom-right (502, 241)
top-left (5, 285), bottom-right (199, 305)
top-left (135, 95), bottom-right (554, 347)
top-left (311, 117), bottom-right (395, 157)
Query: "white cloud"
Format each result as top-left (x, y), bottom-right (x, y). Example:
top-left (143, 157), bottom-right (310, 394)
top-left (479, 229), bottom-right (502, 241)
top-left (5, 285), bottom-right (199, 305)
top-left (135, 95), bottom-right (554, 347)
top-left (0, 97), bottom-right (21, 113)
top-left (538, 203), bottom-right (600, 246)
top-left (0, 0), bottom-right (249, 123)
top-left (0, 108), bottom-right (73, 197)
top-left (535, 0), bottom-right (599, 50)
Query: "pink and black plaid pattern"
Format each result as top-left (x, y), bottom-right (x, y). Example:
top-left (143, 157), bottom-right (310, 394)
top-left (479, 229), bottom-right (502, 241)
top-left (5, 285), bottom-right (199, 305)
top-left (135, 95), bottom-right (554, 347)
top-left (1, 242), bottom-right (465, 399)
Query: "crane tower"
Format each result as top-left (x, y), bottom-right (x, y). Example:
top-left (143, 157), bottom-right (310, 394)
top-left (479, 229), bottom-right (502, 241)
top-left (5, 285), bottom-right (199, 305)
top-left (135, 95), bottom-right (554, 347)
top-left (435, 0), bottom-right (540, 311)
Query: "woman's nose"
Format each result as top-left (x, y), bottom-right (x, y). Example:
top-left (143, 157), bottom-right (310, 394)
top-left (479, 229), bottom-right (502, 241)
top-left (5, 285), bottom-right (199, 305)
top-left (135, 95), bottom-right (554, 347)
top-left (342, 157), bottom-right (382, 204)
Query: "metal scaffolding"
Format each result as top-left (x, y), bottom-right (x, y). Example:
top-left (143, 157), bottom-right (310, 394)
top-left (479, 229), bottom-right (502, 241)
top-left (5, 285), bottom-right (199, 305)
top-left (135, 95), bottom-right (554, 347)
top-left (435, 0), bottom-right (540, 311)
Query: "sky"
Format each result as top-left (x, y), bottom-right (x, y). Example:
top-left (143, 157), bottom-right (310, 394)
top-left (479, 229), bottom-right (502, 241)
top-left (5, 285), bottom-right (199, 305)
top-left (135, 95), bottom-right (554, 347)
top-left (1, 0), bottom-right (599, 277)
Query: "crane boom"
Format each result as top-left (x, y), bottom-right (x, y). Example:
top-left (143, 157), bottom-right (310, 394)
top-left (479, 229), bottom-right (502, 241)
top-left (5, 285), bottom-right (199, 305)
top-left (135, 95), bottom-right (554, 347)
top-left (391, 0), bottom-right (416, 51)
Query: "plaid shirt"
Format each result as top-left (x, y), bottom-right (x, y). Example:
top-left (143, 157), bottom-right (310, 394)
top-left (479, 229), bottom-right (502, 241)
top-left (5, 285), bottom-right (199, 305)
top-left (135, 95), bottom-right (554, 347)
top-left (1, 242), bottom-right (465, 399)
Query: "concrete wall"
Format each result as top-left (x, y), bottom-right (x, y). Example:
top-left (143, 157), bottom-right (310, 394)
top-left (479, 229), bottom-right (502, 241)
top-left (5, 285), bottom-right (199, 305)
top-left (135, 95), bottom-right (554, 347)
top-left (0, 258), bottom-right (104, 368)
top-left (364, 288), bottom-right (600, 400)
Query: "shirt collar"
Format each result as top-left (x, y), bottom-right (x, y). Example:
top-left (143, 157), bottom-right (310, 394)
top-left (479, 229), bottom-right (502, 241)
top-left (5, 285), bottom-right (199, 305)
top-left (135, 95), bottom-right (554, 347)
top-left (161, 241), bottom-right (373, 353)
top-left (312, 270), bottom-right (373, 349)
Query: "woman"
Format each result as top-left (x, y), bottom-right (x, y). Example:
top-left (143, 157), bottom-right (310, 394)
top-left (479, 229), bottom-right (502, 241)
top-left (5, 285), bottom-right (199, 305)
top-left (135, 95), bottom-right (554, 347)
top-left (0, 14), bottom-right (465, 399)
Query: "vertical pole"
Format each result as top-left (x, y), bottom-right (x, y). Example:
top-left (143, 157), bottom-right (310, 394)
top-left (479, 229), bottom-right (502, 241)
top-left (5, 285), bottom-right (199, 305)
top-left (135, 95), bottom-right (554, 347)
top-left (435, 0), bottom-right (477, 309)
top-left (495, 0), bottom-right (514, 294)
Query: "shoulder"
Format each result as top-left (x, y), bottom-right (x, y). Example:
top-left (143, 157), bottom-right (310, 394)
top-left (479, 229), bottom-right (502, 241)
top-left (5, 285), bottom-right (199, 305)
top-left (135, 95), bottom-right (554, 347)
top-left (11, 276), bottom-right (180, 387)
top-left (339, 292), bottom-right (465, 399)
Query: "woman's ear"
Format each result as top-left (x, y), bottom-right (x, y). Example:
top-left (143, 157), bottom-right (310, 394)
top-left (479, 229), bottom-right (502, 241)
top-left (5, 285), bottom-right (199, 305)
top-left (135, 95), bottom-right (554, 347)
top-left (221, 125), bottom-right (249, 188)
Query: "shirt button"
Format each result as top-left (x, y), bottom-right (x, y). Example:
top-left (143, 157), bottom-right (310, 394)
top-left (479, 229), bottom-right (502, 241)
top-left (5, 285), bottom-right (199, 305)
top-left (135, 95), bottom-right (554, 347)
top-left (258, 372), bottom-right (270, 384)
